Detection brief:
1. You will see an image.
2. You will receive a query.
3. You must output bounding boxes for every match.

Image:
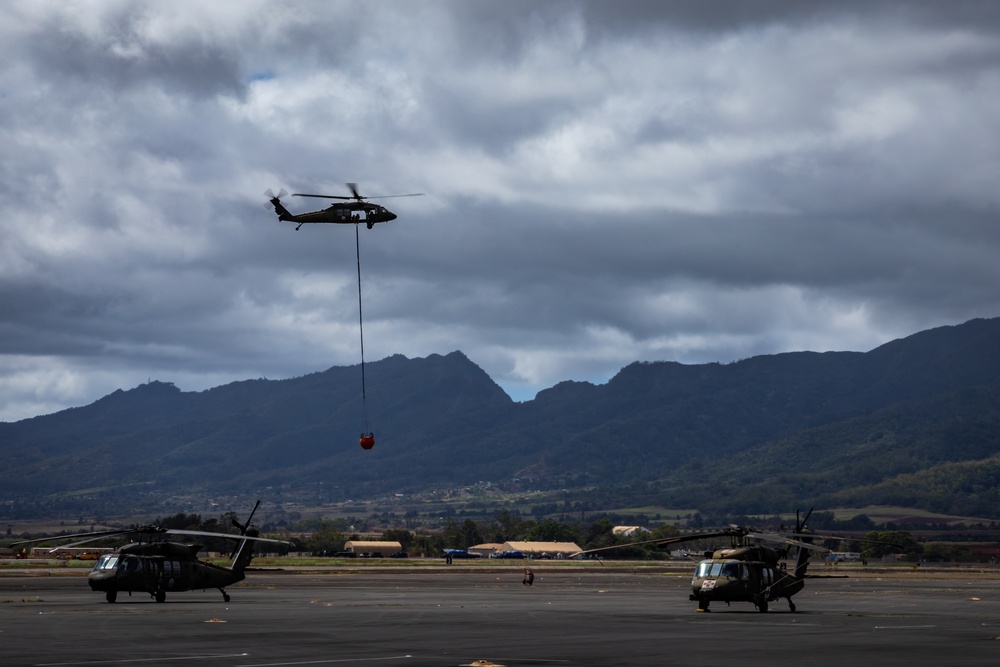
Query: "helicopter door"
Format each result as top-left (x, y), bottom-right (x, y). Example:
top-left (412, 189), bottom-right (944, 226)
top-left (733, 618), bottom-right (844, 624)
top-left (148, 559), bottom-right (163, 589)
top-left (117, 555), bottom-right (143, 590)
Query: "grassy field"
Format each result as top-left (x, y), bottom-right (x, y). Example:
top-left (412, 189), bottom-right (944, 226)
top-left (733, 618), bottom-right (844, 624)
top-left (824, 506), bottom-right (996, 527)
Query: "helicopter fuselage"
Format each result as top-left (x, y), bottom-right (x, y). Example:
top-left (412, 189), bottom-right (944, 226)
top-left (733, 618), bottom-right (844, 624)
top-left (271, 197), bottom-right (397, 230)
top-left (689, 545), bottom-right (807, 612)
top-left (87, 538), bottom-right (254, 603)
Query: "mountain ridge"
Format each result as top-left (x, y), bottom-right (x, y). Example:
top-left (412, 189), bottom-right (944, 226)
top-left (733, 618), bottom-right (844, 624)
top-left (3, 318), bottom-right (1000, 519)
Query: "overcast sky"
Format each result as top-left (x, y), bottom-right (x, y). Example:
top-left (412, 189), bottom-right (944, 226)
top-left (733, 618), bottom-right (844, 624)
top-left (2, 1), bottom-right (1000, 422)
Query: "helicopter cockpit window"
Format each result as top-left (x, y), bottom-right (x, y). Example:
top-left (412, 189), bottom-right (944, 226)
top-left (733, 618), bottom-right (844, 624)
top-left (719, 563), bottom-right (741, 578)
top-left (120, 556), bottom-right (143, 573)
top-left (696, 561), bottom-right (741, 578)
top-left (94, 555), bottom-right (119, 571)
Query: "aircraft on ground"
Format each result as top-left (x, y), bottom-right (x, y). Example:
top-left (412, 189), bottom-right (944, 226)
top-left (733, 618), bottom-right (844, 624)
top-left (12, 501), bottom-right (287, 603)
top-left (574, 509), bottom-right (868, 612)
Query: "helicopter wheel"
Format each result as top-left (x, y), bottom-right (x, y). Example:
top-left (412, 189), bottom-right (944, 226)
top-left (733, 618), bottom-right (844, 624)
top-left (221, 590), bottom-right (231, 603)
top-left (756, 597), bottom-right (768, 613)
top-left (788, 598), bottom-right (796, 612)
top-left (697, 599), bottom-right (710, 612)
top-left (106, 591), bottom-right (117, 604)
top-left (155, 590), bottom-right (166, 603)
top-left (366, 222), bottom-right (373, 229)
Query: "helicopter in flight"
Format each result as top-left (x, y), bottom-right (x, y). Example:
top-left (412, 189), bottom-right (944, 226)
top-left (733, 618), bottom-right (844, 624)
top-left (575, 509), bottom-right (852, 613)
top-left (266, 182), bottom-right (423, 230)
top-left (12, 501), bottom-right (288, 604)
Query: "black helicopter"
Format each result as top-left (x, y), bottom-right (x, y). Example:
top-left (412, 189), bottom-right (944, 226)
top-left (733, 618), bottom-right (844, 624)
top-left (575, 509), bottom-right (845, 613)
top-left (12, 501), bottom-right (287, 604)
top-left (266, 182), bottom-right (423, 230)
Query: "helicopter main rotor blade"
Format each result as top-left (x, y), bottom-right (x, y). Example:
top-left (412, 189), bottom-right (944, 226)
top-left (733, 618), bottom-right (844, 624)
top-left (166, 529), bottom-right (290, 545)
top-left (292, 193), bottom-right (353, 199)
top-left (11, 529), bottom-right (128, 548)
top-left (14, 527), bottom-right (169, 552)
top-left (292, 192), bottom-right (424, 200)
top-left (11, 527), bottom-right (167, 550)
top-left (774, 531), bottom-right (906, 550)
top-left (570, 531), bottom-right (733, 558)
top-left (745, 531), bottom-right (829, 552)
top-left (49, 533), bottom-right (139, 550)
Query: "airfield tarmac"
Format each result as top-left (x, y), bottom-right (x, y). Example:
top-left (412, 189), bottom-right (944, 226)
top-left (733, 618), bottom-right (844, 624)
top-left (2, 566), bottom-right (999, 666)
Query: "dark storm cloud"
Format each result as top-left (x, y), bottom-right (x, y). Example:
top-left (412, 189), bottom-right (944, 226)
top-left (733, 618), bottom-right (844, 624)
top-left (1, 0), bottom-right (999, 419)
top-left (569, 1), bottom-right (1000, 36)
top-left (21, 6), bottom-right (246, 100)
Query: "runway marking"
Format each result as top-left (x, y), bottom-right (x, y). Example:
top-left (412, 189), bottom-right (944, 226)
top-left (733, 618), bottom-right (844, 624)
top-left (38, 654), bottom-right (250, 666)
top-left (239, 656), bottom-right (412, 666)
top-left (873, 625), bottom-right (937, 630)
top-left (240, 659), bottom-right (569, 667)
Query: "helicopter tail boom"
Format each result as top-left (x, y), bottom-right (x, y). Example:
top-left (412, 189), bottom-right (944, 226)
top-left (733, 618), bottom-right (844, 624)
top-left (271, 199), bottom-right (293, 221)
top-left (230, 500), bottom-right (261, 574)
top-left (792, 508), bottom-right (814, 579)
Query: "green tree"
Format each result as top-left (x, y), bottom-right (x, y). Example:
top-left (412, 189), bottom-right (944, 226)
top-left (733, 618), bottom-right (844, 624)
top-left (441, 519), bottom-right (483, 549)
top-left (583, 518), bottom-right (616, 550)
top-left (650, 523), bottom-right (680, 540)
top-left (863, 530), bottom-right (922, 560)
top-left (492, 510), bottom-right (526, 542)
top-left (305, 521), bottom-right (346, 554)
top-left (524, 518), bottom-right (580, 543)
top-left (383, 528), bottom-right (413, 551)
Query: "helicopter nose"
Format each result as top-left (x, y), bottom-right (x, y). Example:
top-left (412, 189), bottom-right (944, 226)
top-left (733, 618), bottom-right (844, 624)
top-left (387, 211), bottom-right (397, 221)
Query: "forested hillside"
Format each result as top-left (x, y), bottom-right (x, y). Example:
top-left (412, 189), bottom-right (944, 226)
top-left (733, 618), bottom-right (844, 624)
top-left (2, 318), bottom-right (999, 519)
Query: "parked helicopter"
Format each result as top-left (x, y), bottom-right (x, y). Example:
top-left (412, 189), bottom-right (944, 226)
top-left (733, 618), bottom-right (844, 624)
top-left (11, 501), bottom-right (287, 604)
top-left (574, 509), bottom-right (846, 613)
top-left (266, 182), bottom-right (423, 230)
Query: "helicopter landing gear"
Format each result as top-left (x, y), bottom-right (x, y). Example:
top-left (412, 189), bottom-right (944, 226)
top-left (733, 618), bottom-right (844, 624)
top-left (366, 221), bottom-right (373, 229)
top-left (787, 598), bottom-right (796, 612)
top-left (106, 590), bottom-right (117, 603)
top-left (155, 590), bottom-right (166, 603)
top-left (696, 599), bottom-right (710, 612)
top-left (755, 597), bottom-right (768, 613)
top-left (220, 589), bottom-right (231, 602)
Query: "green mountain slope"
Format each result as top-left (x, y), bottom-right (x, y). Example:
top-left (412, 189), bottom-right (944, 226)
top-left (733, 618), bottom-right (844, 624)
top-left (2, 318), bottom-right (999, 518)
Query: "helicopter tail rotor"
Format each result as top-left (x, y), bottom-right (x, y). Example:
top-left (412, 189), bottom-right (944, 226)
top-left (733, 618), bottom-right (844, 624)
top-left (792, 508), bottom-right (815, 578)
top-left (264, 189), bottom-right (293, 221)
top-left (231, 499), bottom-right (261, 536)
top-left (795, 508), bottom-right (813, 534)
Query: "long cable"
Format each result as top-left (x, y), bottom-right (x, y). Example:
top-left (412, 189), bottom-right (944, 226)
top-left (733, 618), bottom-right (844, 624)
top-left (355, 223), bottom-right (371, 436)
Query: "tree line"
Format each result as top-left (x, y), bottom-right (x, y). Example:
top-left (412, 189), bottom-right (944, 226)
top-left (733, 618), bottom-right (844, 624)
top-left (152, 510), bottom-right (992, 562)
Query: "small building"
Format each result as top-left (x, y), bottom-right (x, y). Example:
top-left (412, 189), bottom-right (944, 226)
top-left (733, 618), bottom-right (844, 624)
top-left (500, 541), bottom-right (583, 559)
top-left (613, 526), bottom-right (650, 537)
top-left (343, 540), bottom-right (403, 557)
top-left (468, 543), bottom-right (503, 558)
